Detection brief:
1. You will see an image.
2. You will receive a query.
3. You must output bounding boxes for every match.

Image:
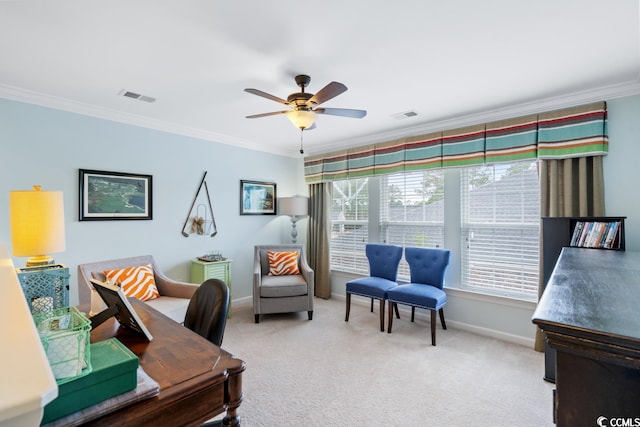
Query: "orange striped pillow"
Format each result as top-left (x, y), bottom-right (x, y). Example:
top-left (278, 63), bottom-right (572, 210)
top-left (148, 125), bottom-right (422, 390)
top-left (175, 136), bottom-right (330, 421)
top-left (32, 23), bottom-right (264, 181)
top-left (103, 264), bottom-right (160, 301)
top-left (268, 251), bottom-right (300, 276)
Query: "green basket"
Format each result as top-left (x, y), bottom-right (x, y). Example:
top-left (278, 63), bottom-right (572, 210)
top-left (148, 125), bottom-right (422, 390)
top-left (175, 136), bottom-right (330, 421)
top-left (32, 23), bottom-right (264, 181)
top-left (34, 306), bottom-right (92, 384)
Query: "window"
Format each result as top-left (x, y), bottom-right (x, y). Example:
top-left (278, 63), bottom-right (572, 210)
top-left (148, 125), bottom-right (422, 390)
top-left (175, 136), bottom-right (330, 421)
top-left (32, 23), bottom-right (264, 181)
top-left (330, 178), bottom-right (369, 274)
top-left (460, 161), bottom-right (540, 299)
top-left (380, 170), bottom-right (444, 277)
top-left (329, 160), bottom-right (540, 301)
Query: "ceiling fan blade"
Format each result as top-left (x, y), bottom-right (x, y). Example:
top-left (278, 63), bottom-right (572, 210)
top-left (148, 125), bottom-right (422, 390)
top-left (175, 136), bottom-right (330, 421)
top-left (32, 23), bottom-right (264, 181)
top-left (244, 88), bottom-right (288, 105)
top-left (308, 81), bottom-right (347, 106)
top-left (315, 107), bottom-right (367, 119)
top-left (246, 110), bottom-right (289, 119)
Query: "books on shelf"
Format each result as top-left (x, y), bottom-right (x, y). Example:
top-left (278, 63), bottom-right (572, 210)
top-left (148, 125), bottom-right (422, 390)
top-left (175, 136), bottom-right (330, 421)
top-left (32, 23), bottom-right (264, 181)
top-left (570, 220), bottom-right (621, 249)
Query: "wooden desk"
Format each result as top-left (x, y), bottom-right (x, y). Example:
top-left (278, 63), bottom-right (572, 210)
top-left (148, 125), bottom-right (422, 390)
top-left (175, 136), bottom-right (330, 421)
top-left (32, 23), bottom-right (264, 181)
top-left (532, 247), bottom-right (640, 426)
top-left (85, 299), bottom-right (245, 427)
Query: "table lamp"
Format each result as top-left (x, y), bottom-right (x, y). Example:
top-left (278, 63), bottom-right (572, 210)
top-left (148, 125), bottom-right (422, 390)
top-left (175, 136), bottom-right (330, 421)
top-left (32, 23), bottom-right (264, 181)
top-left (10, 185), bottom-right (69, 314)
top-left (10, 185), bottom-right (66, 267)
top-left (279, 196), bottom-right (308, 243)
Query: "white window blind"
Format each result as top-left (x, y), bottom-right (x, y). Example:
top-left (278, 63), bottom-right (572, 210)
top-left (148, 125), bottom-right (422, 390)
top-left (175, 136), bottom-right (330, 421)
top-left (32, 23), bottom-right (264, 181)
top-left (380, 171), bottom-right (444, 278)
top-left (460, 161), bottom-right (540, 299)
top-left (330, 178), bottom-right (369, 274)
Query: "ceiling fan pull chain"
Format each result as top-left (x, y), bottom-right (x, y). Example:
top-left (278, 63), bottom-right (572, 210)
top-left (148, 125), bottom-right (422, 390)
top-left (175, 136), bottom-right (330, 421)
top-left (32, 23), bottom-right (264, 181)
top-left (299, 130), bottom-right (305, 155)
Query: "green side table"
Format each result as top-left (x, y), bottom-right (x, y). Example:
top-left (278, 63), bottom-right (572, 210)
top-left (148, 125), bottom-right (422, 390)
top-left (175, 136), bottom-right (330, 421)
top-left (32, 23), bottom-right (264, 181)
top-left (190, 259), bottom-right (232, 318)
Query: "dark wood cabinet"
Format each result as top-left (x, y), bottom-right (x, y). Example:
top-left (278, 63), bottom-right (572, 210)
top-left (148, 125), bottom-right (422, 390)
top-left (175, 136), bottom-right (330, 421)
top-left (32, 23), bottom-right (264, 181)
top-left (533, 248), bottom-right (640, 426)
top-left (540, 216), bottom-right (625, 382)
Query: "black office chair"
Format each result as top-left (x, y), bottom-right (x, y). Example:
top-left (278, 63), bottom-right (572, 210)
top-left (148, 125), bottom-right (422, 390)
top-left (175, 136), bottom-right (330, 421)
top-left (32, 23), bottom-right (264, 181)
top-left (184, 278), bottom-right (230, 347)
top-left (184, 279), bottom-right (231, 427)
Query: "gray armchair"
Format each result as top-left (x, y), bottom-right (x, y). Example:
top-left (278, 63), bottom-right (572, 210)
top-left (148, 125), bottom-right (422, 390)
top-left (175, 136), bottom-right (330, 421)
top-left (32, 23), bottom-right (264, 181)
top-left (253, 244), bottom-right (314, 323)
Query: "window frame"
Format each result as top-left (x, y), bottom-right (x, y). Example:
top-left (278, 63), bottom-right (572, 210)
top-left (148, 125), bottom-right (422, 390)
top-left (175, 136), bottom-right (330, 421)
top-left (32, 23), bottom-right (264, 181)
top-left (329, 160), bottom-right (540, 302)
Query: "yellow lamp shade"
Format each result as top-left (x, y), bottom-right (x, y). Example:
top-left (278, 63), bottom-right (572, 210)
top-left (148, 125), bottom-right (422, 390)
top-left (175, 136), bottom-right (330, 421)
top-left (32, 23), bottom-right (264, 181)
top-left (10, 186), bottom-right (65, 265)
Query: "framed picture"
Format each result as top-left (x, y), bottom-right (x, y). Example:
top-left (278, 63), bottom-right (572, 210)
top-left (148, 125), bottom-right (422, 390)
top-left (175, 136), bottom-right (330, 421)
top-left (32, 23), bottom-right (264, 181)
top-left (79, 169), bottom-right (152, 221)
top-left (240, 180), bottom-right (276, 215)
top-left (90, 279), bottom-right (153, 341)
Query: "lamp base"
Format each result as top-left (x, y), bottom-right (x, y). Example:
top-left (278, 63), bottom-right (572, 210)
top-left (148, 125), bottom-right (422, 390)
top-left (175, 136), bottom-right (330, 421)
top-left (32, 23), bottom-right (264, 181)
top-left (26, 255), bottom-right (55, 267)
top-left (289, 216), bottom-right (301, 243)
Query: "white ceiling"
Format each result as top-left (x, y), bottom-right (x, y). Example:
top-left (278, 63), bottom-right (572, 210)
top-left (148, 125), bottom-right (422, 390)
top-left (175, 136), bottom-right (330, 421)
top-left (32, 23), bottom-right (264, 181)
top-left (1, 1), bottom-right (639, 158)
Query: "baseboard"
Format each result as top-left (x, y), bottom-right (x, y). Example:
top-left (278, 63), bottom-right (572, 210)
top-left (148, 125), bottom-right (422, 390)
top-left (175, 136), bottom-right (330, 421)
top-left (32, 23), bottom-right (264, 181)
top-left (230, 296), bottom-right (252, 312)
top-left (334, 292), bottom-right (535, 348)
top-left (444, 319), bottom-right (535, 348)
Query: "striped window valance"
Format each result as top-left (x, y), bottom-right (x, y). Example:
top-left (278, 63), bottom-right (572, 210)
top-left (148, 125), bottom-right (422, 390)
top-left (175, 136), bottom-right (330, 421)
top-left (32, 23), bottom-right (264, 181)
top-left (304, 101), bottom-right (607, 183)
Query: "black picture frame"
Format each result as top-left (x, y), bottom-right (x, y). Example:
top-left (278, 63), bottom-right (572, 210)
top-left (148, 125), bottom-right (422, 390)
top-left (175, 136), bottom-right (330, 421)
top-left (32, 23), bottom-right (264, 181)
top-left (240, 180), bottom-right (276, 215)
top-left (79, 169), bottom-right (153, 221)
top-left (89, 279), bottom-right (153, 341)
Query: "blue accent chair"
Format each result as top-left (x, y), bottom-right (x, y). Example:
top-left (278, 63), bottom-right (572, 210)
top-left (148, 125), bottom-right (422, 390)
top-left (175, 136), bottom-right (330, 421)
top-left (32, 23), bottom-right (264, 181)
top-left (345, 244), bottom-right (403, 331)
top-left (386, 247), bottom-right (451, 346)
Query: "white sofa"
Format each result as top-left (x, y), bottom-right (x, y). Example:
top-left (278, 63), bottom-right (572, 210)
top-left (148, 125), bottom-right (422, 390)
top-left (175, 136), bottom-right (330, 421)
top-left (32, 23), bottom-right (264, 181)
top-left (77, 255), bottom-right (199, 323)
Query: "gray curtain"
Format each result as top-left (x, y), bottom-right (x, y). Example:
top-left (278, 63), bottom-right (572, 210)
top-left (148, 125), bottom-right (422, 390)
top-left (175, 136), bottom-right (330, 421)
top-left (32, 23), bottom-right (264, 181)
top-left (308, 183), bottom-right (332, 299)
top-left (535, 156), bottom-right (605, 351)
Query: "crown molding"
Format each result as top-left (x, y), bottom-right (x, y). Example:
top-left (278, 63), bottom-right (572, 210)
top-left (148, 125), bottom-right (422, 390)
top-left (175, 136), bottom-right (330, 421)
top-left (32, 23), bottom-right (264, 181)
top-left (0, 84), bottom-right (298, 157)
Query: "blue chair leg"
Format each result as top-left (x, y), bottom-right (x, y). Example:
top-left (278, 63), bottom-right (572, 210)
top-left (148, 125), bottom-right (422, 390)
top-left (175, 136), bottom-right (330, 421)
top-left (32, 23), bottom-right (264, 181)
top-left (387, 302), bottom-right (403, 331)
top-left (345, 293), bottom-right (352, 321)
top-left (430, 310), bottom-right (437, 346)
top-left (430, 308), bottom-right (447, 346)
top-left (388, 304), bottom-right (445, 346)
top-left (387, 302), bottom-right (394, 334)
top-left (347, 293), bottom-right (387, 332)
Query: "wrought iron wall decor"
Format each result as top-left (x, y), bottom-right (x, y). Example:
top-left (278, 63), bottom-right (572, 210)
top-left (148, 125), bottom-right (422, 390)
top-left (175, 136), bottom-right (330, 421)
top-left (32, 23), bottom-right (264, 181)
top-left (181, 171), bottom-right (218, 237)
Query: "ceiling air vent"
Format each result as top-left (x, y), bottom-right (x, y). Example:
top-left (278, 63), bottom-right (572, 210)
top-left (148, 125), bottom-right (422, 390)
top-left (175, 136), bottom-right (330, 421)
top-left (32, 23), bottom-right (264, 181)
top-left (119, 90), bottom-right (156, 103)
top-left (123, 91), bottom-right (141, 99)
top-left (391, 110), bottom-right (419, 120)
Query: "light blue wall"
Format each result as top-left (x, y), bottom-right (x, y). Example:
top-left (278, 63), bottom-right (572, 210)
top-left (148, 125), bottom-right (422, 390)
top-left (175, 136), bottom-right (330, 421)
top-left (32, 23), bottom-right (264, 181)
top-left (0, 98), bottom-right (306, 305)
top-left (604, 94), bottom-right (640, 250)
top-left (2, 93), bottom-right (639, 344)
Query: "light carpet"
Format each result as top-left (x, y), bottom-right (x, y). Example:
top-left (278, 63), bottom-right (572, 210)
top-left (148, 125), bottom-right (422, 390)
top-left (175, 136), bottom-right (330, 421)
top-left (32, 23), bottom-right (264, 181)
top-left (219, 297), bottom-right (554, 427)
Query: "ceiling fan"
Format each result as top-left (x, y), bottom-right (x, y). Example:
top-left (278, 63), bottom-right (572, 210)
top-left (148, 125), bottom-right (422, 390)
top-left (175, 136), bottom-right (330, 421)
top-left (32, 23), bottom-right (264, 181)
top-left (244, 74), bottom-right (367, 132)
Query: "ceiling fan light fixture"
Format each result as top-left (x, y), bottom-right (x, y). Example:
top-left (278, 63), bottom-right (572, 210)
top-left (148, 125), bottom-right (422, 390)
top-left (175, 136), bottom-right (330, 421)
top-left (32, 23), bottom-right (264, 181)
top-left (286, 110), bottom-right (316, 130)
